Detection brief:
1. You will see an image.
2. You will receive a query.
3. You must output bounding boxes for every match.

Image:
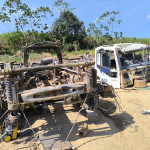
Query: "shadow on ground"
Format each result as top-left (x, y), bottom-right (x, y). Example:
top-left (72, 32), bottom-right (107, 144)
top-left (11, 100), bottom-right (134, 149)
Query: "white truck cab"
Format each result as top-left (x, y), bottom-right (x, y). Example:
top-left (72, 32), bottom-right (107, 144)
top-left (95, 43), bottom-right (150, 88)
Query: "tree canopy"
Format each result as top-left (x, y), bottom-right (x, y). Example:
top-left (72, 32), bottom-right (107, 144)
top-left (0, 0), bottom-right (124, 54)
top-left (88, 11), bottom-right (122, 38)
top-left (51, 10), bottom-right (86, 46)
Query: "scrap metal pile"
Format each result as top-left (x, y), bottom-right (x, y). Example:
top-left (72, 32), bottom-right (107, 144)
top-left (0, 41), bottom-right (109, 142)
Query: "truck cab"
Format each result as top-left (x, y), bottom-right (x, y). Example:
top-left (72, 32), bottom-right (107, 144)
top-left (95, 43), bottom-right (150, 88)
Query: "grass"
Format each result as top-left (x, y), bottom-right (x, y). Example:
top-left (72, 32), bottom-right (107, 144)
top-left (63, 49), bottom-right (95, 57)
top-left (29, 52), bottom-right (56, 62)
top-left (0, 49), bottom-right (95, 63)
top-left (0, 55), bottom-right (22, 63)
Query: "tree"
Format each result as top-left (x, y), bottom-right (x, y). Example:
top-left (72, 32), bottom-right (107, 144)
top-left (53, 0), bottom-right (75, 13)
top-left (87, 22), bottom-right (102, 38)
top-left (86, 11), bottom-right (122, 47)
top-left (0, 0), bottom-right (53, 48)
top-left (51, 10), bottom-right (86, 50)
top-left (96, 11), bottom-right (122, 37)
top-left (0, 0), bottom-right (53, 32)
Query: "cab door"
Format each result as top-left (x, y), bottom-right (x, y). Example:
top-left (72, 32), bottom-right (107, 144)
top-left (96, 49), bottom-right (111, 84)
top-left (95, 49), bottom-right (120, 88)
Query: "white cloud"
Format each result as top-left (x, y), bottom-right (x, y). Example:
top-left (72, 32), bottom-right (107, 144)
top-left (147, 14), bottom-right (150, 19)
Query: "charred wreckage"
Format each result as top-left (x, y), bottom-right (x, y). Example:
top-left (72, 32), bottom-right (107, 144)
top-left (0, 41), bottom-right (112, 143)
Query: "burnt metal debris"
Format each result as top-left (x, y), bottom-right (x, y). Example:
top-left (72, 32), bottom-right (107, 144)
top-left (0, 41), bottom-right (112, 143)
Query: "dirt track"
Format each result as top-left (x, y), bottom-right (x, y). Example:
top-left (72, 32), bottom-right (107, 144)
top-left (1, 86), bottom-right (150, 150)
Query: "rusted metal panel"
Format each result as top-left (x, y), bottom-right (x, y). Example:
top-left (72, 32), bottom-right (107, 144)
top-left (134, 79), bottom-right (147, 88)
top-left (21, 84), bottom-right (85, 103)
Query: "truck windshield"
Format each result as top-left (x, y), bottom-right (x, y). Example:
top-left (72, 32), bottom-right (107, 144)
top-left (119, 49), bottom-right (149, 68)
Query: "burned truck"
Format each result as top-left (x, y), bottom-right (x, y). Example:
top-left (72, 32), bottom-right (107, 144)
top-left (0, 41), bottom-right (103, 142)
top-left (95, 43), bottom-right (150, 88)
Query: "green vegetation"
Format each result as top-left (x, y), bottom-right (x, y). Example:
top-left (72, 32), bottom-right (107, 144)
top-left (0, 0), bottom-right (150, 62)
top-left (64, 49), bottom-right (95, 57)
top-left (0, 55), bottom-right (22, 63)
top-left (51, 10), bottom-right (86, 51)
top-left (0, 50), bottom-right (95, 63)
top-left (87, 11), bottom-right (122, 38)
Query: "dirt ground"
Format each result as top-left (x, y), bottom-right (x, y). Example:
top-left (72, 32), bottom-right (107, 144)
top-left (1, 85), bottom-right (150, 150)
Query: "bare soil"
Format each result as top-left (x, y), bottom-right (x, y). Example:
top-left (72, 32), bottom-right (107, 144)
top-left (1, 86), bottom-right (150, 150)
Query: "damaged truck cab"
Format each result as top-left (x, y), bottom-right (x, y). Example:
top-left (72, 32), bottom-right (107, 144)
top-left (95, 43), bottom-right (150, 88)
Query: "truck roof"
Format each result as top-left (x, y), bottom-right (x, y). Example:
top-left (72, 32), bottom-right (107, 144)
top-left (95, 43), bottom-right (149, 53)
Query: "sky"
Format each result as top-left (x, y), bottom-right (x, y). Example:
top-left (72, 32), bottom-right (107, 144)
top-left (0, 0), bottom-right (150, 38)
